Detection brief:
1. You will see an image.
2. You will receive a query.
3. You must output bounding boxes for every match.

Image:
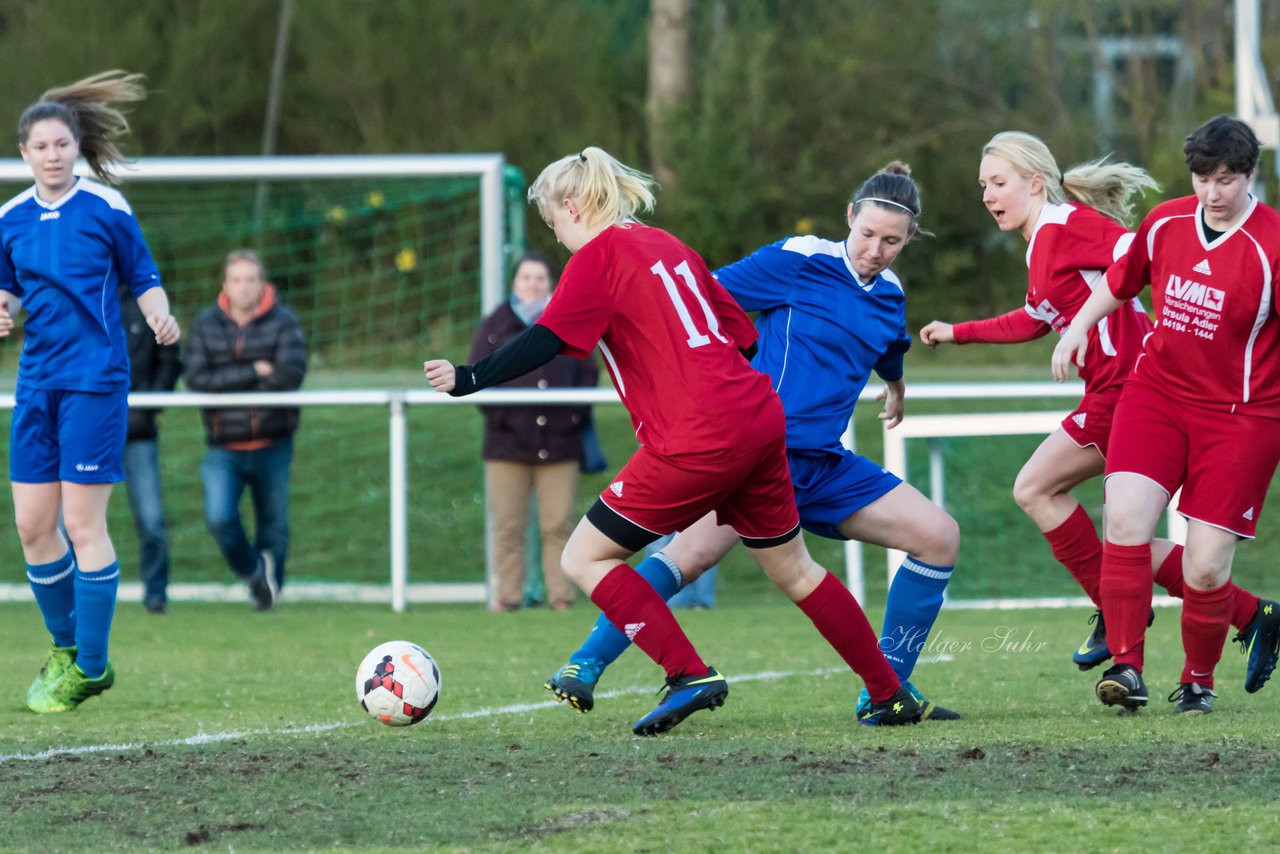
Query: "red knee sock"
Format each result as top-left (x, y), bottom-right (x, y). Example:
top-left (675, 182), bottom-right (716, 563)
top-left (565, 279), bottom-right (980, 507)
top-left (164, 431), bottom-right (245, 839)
top-left (1230, 586), bottom-right (1262, 633)
top-left (1180, 582), bottom-right (1233, 688)
top-left (796, 572), bottom-right (900, 703)
top-left (1153, 545), bottom-right (1184, 598)
top-left (1100, 542), bottom-right (1153, 671)
top-left (1043, 505), bottom-right (1102, 606)
top-left (590, 564), bottom-right (707, 680)
top-left (1154, 545), bottom-right (1259, 631)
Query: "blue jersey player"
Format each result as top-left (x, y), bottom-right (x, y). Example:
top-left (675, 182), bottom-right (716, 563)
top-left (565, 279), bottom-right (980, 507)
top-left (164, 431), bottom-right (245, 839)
top-left (545, 162), bottom-right (964, 724)
top-left (1, 72), bottom-right (179, 713)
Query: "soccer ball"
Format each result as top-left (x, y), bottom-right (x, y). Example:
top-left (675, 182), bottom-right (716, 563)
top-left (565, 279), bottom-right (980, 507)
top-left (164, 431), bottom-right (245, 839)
top-left (355, 640), bottom-right (440, 726)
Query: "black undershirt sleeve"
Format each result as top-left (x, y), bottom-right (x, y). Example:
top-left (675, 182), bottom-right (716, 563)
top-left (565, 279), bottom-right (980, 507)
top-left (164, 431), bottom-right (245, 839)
top-left (449, 324), bottom-right (567, 396)
top-left (740, 341), bottom-right (758, 361)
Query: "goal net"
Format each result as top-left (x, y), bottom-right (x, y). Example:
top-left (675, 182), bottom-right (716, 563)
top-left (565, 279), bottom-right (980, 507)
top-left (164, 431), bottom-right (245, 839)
top-left (0, 155), bottom-right (524, 603)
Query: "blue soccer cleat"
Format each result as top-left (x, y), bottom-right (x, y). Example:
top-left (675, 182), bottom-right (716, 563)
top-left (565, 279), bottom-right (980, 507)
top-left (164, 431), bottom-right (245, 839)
top-left (632, 667), bottom-right (728, 736)
top-left (857, 680), bottom-right (959, 721)
top-left (1235, 599), bottom-right (1280, 694)
top-left (1073, 609), bottom-right (1111, 671)
top-left (545, 660), bottom-right (604, 713)
top-left (1074, 609), bottom-right (1154, 672)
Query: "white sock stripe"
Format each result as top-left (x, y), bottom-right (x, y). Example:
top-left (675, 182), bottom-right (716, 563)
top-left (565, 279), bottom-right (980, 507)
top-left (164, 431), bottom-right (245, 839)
top-left (76, 569), bottom-right (121, 583)
top-left (651, 550), bottom-right (684, 588)
top-left (26, 565), bottom-right (75, 585)
top-left (900, 557), bottom-right (953, 581)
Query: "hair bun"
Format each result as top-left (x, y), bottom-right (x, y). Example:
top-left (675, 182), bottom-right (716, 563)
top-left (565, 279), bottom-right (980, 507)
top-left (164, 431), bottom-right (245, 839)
top-left (880, 160), bottom-right (912, 177)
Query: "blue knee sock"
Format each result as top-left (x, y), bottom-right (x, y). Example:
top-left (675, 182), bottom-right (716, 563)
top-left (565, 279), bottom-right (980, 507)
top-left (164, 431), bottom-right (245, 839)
top-left (73, 561), bottom-right (120, 679)
top-left (27, 551), bottom-right (77, 648)
top-left (570, 552), bottom-right (684, 669)
top-left (879, 556), bottom-right (953, 683)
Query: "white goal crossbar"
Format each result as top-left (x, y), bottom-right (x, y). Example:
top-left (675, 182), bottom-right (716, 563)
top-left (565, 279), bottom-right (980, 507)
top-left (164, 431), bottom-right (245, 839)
top-left (0, 154), bottom-right (510, 314)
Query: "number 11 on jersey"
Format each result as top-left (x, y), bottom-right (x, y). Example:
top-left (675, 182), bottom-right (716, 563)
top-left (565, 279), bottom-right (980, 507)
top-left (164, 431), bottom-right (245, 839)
top-left (651, 259), bottom-right (730, 350)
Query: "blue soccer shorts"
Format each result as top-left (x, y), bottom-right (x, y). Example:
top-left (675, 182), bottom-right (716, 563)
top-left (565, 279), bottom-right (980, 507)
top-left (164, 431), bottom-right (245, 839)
top-left (10, 386), bottom-right (128, 484)
top-left (788, 447), bottom-right (902, 540)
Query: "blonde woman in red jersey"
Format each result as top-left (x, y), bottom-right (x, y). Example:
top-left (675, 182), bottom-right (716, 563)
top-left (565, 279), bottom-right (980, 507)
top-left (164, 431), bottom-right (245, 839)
top-left (1055, 116), bottom-right (1280, 715)
top-left (425, 147), bottom-right (921, 734)
top-left (921, 131), bottom-right (1273, 682)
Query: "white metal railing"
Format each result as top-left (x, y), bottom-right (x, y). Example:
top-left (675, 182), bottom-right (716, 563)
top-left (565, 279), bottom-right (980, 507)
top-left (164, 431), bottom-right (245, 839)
top-left (1, 382), bottom-right (1093, 609)
top-left (881, 408), bottom-right (1187, 609)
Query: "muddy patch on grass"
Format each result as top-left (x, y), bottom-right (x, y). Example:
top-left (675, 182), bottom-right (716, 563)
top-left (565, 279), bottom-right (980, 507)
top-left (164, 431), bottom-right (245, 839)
top-left (507, 807), bottom-right (632, 841)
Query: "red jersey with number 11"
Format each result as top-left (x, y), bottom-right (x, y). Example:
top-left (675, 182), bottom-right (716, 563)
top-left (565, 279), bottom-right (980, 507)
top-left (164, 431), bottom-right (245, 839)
top-left (537, 223), bottom-right (773, 457)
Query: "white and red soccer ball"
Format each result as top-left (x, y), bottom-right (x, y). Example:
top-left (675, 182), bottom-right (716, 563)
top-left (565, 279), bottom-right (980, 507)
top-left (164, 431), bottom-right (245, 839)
top-left (355, 640), bottom-right (440, 726)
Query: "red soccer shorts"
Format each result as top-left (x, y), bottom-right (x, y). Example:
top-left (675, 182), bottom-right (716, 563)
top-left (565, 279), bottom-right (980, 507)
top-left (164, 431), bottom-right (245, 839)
top-left (599, 429), bottom-right (801, 548)
top-left (1105, 379), bottom-right (1280, 538)
top-left (1061, 386), bottom-right (1122, 456)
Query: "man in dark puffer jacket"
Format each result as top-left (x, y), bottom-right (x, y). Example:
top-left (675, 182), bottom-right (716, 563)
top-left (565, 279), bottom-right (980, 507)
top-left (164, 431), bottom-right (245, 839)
top-left (184, 250), bottom-right (307, 610)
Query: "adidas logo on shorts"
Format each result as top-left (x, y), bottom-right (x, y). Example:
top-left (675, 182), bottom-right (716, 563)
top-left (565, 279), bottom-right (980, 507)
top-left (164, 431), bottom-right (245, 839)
top-left (1193, 258), bottom-right (1212, 276)
top-left (1072, 413), bottom-right (1087, 429)
top-left (609, 481), bottom-right (624, 497)
top-left (1244, 506), bottom-right (1255, 521)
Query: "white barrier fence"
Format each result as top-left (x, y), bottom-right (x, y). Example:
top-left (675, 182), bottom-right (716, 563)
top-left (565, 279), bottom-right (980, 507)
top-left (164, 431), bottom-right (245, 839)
top-left (2, 382), bottom-right (1106, 610)
top-left (881, 409), bottom-right (1186, 610)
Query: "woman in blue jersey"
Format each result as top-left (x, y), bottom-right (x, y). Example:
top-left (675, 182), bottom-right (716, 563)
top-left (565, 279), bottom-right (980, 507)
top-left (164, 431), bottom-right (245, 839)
top-left (0, 72), bottom-right (179, 713)
top-left (546, 162), bottom-right (963, 723)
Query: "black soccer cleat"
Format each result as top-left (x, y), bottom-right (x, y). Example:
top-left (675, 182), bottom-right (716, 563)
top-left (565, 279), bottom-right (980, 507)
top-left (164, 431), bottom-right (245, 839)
top-left (1095, 663), bottom-right (1148, 713)
top-left (632, 667), bottom-right (728, 736)
top-left (1235, 599), bottom-right (1280, 694)
top-left (857, 685), bottom-right (923, 727)
top-left (1168, 682), bottom-right (1216, 716)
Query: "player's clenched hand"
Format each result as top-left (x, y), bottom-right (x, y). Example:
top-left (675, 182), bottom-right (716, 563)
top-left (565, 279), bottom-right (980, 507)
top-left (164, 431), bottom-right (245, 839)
top-left (0, 303), bottom-right (11, 338)
top-left (1051, 324), bottom-right (1087, 382)
top-left (423, 359), bottom-right (456, 393)
top-left (876, 380), bottom-right (905, 430)
top-left (147, 313), bottom-right (180, 345)
top-left (919, 320), bottom-right (954, 347)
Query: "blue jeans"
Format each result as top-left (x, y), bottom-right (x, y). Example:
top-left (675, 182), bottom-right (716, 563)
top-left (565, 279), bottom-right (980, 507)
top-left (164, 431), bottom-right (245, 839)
top-left (200, 437), bottom-right (293, 585)
top-left (122, 438), bottom-right (170, 607)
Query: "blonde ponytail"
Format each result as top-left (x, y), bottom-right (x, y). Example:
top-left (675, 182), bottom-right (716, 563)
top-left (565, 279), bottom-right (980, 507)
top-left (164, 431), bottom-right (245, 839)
top-left (528, 146), bottom-right (657, 231)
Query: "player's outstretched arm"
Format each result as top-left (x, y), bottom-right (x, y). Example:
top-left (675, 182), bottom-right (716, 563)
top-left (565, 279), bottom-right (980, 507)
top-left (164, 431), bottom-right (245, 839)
top-left (919, 321), bottom-right (954, 347)
top-left (1051, 279), bottom-right (1122, 382)
top-left (424, 324), bottom-right (567, 397)
top-left (423, 359), bottom-right (457, 393)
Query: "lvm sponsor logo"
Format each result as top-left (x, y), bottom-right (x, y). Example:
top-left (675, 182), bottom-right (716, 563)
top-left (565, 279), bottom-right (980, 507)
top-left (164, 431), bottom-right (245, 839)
top-left (1165, 274), bottom-right (1224, 311)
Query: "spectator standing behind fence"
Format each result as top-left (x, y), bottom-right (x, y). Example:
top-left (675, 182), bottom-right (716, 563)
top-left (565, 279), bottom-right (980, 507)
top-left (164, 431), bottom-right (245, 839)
top-left (471, 252), bottom-right (600, 612)
top-left (184, 250), bottom-right (307, 611)
top-left (120, 287), bottom-right (182, 614)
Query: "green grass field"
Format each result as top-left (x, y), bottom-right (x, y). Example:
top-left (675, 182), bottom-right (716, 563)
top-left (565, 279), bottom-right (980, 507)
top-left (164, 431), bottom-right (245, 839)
top-left (3, 355), bottom-right (1280, 850)
top-left (2, 599), bottom-right (1278, 852)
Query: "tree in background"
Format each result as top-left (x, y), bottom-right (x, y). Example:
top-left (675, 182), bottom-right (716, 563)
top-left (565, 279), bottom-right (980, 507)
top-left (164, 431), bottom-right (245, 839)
top-left (0, 0), bottom-right (1272, 328)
